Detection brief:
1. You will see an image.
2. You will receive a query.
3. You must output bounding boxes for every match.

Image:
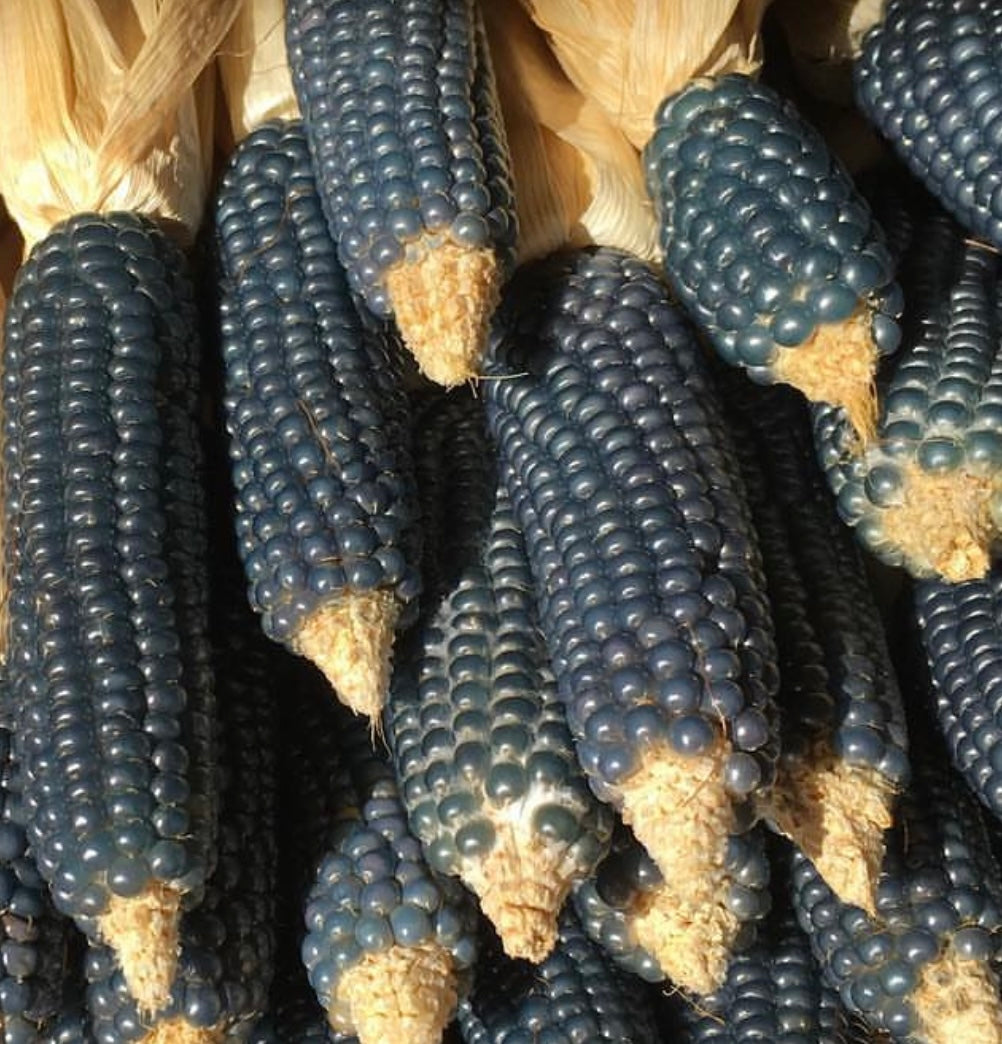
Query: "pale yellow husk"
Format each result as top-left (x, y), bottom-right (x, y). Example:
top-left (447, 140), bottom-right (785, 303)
top-left (0, 0), bottom-right (242, 251)
top-left (483, 0), bottom-right (657, 263)
top-left (518, 0), bottom-right (769, 149)
top-left (217, 0), bottom-right (299, 144)
top-left (912, 944), bottom-right (1002, 1044)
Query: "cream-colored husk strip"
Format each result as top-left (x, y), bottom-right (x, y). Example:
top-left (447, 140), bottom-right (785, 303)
top-left (143, 1018), bottom-right (223, 1044)
top-left (217, 0), bottom-right (298, 143)
top-left (766, 744), bottom-right (895, 915)
top-left (0, 0), bottom-right (241, 251)
top-left (483, 0), bottom-right (657, 264)
top-left (617, 738), bottom-right (739, 995)
top-left (875, 462), bottom-right (999, 582)
top-left (518, 0), bottom-right (768, 149)
top-left (912, 945), bottom-right (1002, 1044)
top-left (330, 942), bottom-right (457, 1044)
top-left (294, 590), bottom-right (400, 722)
top-left (459, 790), bottom-right (601, 963)
top-left (98, 882), bottom-right (183, 1015)
top-left (771, 307), bottom-right (880, 446)
top-left (385, 240), bottom-right (501, 387)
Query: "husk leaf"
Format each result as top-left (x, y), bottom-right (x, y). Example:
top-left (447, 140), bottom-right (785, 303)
top-left (218, 0), bottom-right (298, 144)
top-left (485, 0), bottom-right (658, 261)
top-left (0, 0), bottom-right (239, 251)
top-left (518, 0), bottom-right (769, 149)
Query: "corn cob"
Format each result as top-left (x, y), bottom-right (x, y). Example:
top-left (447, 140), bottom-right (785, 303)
top-left (296, 688), bottom-right (477, 1044)
top-left (723, 377), bottom-right (908, 913)
top-left (484, 247), bottom-right (779, 994)
top-left (914, 568), bottom-right (1002, 819)
top-left (814, 204), bottom-right (1002, 582)
top-left (573, 819), bottom-right (771, 988)
top-left (285, 0), bottom-right (517, 386)
top-left (791, 718), bottom-right (1002, 1044)
top-left (215, 118), bottom-right (421, 720)
top-left (456, 904), bottom-right (660, 1044)
top-left (854, 0), bottom-right (1002, 252)
top-left (389, 389), bottom-right (612, 962)
top-left (644, 74), bottom-right (902, 443)
top-left (681, 881), bottom-right (848, 1044)
top-left (83, 562), bottom-right (278, 1043)
top-left (0, 714), bottom-right (79, 1044)
top-left (3, 212), bottom-right (216, 1012)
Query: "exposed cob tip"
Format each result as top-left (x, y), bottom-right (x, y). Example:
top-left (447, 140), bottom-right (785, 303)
top-left (331, 942), bottom-right (457, 1044)
top-left (771, 308), bottom-right (880, 445)
top-left (294, 590), bottom-right (400, 721)
top-left (98, 882), bottom-right (183, 1015)
top-left (460, 818), bottom-right (576, 964)
top-left (385, 240), bottom-right (502, 386)
top-left (145, 1020), bottom-right (223, 1044)
top-left (765, 744), bottom-right (895, 916)
top-left (617, 739), bottom-right (740, 995)
top-left (913, 944), bottom-right (1002, 1044)
top-left (879, 465), bottom-right (998, 582)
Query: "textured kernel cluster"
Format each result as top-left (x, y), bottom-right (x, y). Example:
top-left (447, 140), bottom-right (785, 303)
top-left (390, 391), bottom-right (611, 887)
top-left (2, 211), bottom-right (215, 929)
top-left (855, 0), bottom-right (1002, 250)
top-left (484, 247), bottom-right (779, 806)
top-left (0, 721), bottom-right (76, 1044)
top-left (216, 119), bottom-right (421, 647)
top-left (84, 586), bottom-right (278, 1041)
top-left (725, 380), bottom-right (909, 783)
top-left (792, 729), bottom-right (1002, 1038)
top-left (644, 75), bottom-right (901, 383)
top-left (574, 821), bottom-right (771, 983)
top-left (457, 906), bottom-right (659, 1044)
top-left (915, 569), bottom-right (1002, 817)
top-left (683, 899), bottom-right (845, 1044)
top-left (285, 0), bottom-right (516, 316)
top-left (814, 205), bottom-right (1002, 572)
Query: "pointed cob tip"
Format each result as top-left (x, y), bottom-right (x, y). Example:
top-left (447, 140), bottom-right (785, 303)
top-left (765, 747), bottom-right (895, 916)
top-left (98, 882), bottom-right (183, 1015)
top-left (294, 590), bottom-right (400, 722)
top-left (913, 943), bottom-right (1002, 1044)
top-left (144, 1019), bottom-right (223, 1044)
top-left (330, 942), bottom-right (458, 1044)
top-left (615, 738), bottom-right (740, 995)
top-left (879, 465), bottom-right (998, 582)
top-left (460, 817), bottom-right (579, 963)
top-left (385, 240), bottom-right (502, 387)
top-left (772, 307), bottom-right (879, 446)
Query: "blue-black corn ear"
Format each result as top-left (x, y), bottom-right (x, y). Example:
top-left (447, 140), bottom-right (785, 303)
top-left (286, 0), bottom-right (517, 386)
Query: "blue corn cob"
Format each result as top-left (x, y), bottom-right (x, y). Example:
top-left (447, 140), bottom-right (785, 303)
top-left (644, 73), bottom-right (902, 444)
top-left (723, 377), bottom-right (909, 912)
top-left (285, 0), bottom-right (517, 386)
top-left (456, 905), bottom-right (660, 1044)
top-left (389, 389), bottom-right (612, 962)
top-left (814, 203), bottom-right (1002, 582)
top-left (215, 118), bottom-right (421, 720)
top-left (855, 0), bottom-right (1002, 252)
top-left (484, 246), bottom-right (779, 995)
top-left (3, 212), bottom-right (216, 1012)
top-left (574, 819), bottom-right (771, 988)
top-left (914, 567), bottom-right (1002, 820)
top-left (792, 713), bottom-right (1002, 1044)
top-left (294, 686), bottom-right (477, 1044)
top-left (84, 565), bottom-right (278, 1043)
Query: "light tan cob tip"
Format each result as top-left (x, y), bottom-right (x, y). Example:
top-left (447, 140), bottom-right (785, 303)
top-left (385, 240), bottom-right (502, 387)
top-left (144, 1019), bottom-right (223, 1044)
top-left (913, 944), bottom-right (1002, 1044)
top-left (294, 590), bottom-right (399, 721)
top-left (331, 942), bottom-right (457, 1044)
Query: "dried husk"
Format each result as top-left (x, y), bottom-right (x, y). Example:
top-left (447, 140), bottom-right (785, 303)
top-left (217, 0), bottom-right (299, 144)
top-left (483, 0), bottom-right (658, 262)
top-left (0, 0), bottom-right (242, 252)
top-left (517, 0), bottom-right (770, 149)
